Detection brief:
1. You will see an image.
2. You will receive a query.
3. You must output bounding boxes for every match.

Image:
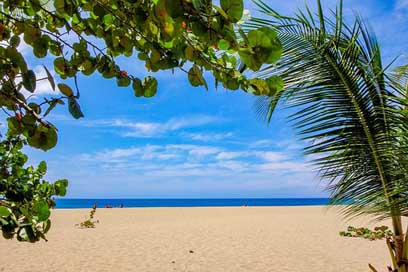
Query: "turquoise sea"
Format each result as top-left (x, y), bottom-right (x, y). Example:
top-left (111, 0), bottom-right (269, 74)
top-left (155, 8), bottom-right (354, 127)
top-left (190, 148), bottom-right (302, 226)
top-left (55, 198), bottom-right (330, 209)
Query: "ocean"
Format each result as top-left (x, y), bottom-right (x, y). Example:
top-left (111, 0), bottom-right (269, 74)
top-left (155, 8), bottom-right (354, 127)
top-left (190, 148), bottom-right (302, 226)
top-left (54, 198), bottom-right (330, 209)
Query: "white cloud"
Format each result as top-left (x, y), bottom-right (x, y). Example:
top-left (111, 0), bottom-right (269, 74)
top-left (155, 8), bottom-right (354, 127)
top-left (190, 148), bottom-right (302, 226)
top-left (216, 151), bottom-right (248, 160)
top-left (73, 142), bottom-right (309, 181)
top-left (56, 141), bottom-right (318, 198)
top-left (183, 132), bottom-right (233, 142)
top-left (255, 151), bottom-right (286, 162)
top-left (17, 39), bottom-right (31, 57)
top-left (82, 115), bottom-right (220, 138)
top-left (216, 150), bottom-right (285, 162)
top-left (258, 161), bottom-right (309, 172)
top-left (249, 139), bottom-right (275, 148)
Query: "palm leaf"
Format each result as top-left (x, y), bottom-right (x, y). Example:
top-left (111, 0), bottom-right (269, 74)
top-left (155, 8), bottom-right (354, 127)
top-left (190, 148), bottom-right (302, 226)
top-left (247, 0), bottom-right (408, 223)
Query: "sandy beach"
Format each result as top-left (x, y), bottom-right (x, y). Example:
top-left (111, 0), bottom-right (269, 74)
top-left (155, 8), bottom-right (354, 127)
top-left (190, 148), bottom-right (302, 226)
top-left (0, 206), bottom-right (391, 271)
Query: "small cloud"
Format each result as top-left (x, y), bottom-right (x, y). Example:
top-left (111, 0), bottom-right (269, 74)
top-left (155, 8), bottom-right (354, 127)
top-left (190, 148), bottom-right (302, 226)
top-left (258, 161), bottom-right (309, 173)
top-left (255, 151), bottom-right (286, 162)
top-left (183, 132), bottom-right (233, 142)
top-left (250, 139), bottom-right (303, 151)
top-left (249, 139), bottom-right (275, 148)
top-left (216, 151), bottom-right (248, 160)
top-left (188, 146), bottom-right (221, 157)
top-left (82, 115), bottom-right (220, 138)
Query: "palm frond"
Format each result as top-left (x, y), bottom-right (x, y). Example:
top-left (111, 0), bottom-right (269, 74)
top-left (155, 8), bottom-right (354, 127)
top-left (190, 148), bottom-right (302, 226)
top-left (247, 0), bottom-right (408, 221)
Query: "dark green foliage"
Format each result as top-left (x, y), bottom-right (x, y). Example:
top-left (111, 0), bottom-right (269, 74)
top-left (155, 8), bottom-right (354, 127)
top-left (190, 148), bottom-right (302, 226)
top-left (0, 0), bottom-right (282, 150)
top-left (0, 137), bottom-right (68, 242)
top-left (340, 226), bottom-right (393, 241)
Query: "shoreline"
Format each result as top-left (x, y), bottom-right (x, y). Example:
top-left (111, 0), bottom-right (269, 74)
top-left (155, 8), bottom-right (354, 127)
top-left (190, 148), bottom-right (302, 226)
top-left (53, 204), bottom-right (333, 210)
top-left (54, 198), bottom-right (330, 209)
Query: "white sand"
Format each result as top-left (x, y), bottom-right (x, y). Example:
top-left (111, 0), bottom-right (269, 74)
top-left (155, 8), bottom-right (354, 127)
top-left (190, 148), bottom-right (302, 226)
top-left (0, 206), bottom-right (391, 271)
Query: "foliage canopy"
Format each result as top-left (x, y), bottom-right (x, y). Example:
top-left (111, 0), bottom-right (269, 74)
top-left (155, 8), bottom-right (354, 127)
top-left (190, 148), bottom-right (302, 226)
top-left (0, 0), bottom-right (282, 242)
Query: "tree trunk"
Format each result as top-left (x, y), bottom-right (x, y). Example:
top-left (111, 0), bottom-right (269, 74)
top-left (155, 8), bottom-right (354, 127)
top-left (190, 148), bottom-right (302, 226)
top-left (390, 216), bottom-right (407, 272)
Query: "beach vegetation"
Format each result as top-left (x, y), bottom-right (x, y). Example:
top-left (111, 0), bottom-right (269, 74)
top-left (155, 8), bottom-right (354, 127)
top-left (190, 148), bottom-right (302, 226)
top-left (77, 204), bottom-right (99, 229)
top-left (0, 136), bottom-right (67, 242)
top-left (340, 226), bottom-right (393, 241)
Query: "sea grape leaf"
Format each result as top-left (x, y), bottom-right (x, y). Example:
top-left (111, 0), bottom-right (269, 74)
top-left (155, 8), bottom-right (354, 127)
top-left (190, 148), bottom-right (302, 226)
top-left (22, 70), bottom-right (36, 93)
top-left (27, 125), bottom-right (58, 151)
top-left (58, 83), bottom-right (73, 97)
top-left (265, 76), bottom-right (284, 95)
top-left (33, 36), bottom-right (48, 58)
top-left (38, 161), bottom-right (47, 175)
top-left (117, 76), bottom-right (131, 87)
top-left (239, 27), bottom-right (282, 71)
top-left (188, 65), bottom-right (207, 89)
top-left (43, 66), bottom-right (55, 91)
top-left (53, 57), bottom-right (66, 76)
top-left (33, 201), bottom-right (50, 221)
top-left (220, 0), bottom-right (243, 23)
top-left (0, 207), bottom-right (11, 217)
top-left (132, 78), bottom-right (144, 97)
top-left (142, 76), bottom-right (158, 97)
top-left (68, 97), bottom-right (84, 119)
top-left (54, 179), bottom-right (69, 196)
top-left (44, 100), bottom-right (58, 117)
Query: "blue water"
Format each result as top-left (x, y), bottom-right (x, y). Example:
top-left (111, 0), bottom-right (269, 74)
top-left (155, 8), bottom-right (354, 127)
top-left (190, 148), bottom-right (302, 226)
top-left (54, 198), bottom-right (330, 209)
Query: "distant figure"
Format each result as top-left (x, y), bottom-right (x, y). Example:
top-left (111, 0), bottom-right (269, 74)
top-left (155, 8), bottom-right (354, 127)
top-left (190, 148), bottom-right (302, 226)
top-left (120, 203), bottom-right (124, 208)
top-left (105, 204), bottom-right (112, 208)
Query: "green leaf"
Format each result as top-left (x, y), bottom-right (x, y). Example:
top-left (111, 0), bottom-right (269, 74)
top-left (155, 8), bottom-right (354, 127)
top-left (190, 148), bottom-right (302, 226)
top-left (220, 0), bottom-right (243, 23)
top-left (23, 26), bottom-right (41, 45)
top-left (188, 65), bottom-right (208, 89)
top-left (117, 76), bottom-right (131, 87)
top-left (142, 76), bottom-right (158, 98)
top-left (54, 0), bottom-right (65, 12)
top-left (7, 117), bottom-right (24, 137)
top-left (53, 57), bottom-right (66, 76)
top-left (68, 97), bottom-right (84, 119)
top-left (185, 46), bottom-right (195, 61)
top-left (247, 78), bottom-right (270, 95)
top-left (258, 27), bottom-right (282, 63)
top-left (58, 83), bottom-right (73, 97)
top-left (43, 66), bottom-right (55, 91)
top-left (10, 35), bottom-right (20, 48)
top-left (22, 70), bottom-right (36, 93)
top-left (38, 161), bottom-right (47, 175)
top-left (33, 201), bottom-right (50, 221)
top-left (0, 207), bottom-right (11, 217)
top-left (27, 125), bottom-right (58, 151)
top-left (54, 179), bottom-right (68, 196)
top-left (239, 27), bottom-right (282, 71)
top-left (44, 100), bottom-right (58, 117)
top-left (265, 76), bottom-right (284, 95)
top-left (33, 36), bottom-right (48, 58)
top-left (132, 78), bottom-right (144, 97)
top-left (218, 39), bottom-right (230, 50)
top-left (238, 48), bottom-right (260, 71)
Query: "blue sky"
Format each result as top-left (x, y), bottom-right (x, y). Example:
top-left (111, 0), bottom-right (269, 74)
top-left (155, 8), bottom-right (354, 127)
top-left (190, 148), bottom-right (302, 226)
top-left (8, 0), bottom-right (408, 198)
